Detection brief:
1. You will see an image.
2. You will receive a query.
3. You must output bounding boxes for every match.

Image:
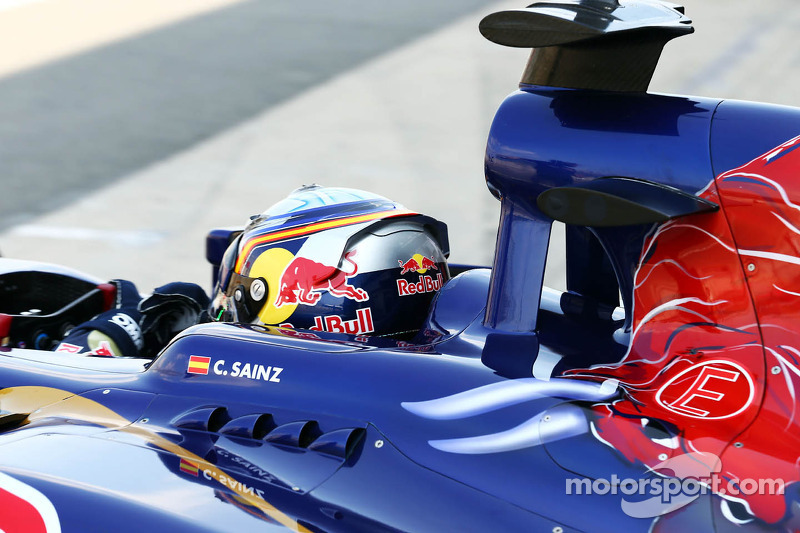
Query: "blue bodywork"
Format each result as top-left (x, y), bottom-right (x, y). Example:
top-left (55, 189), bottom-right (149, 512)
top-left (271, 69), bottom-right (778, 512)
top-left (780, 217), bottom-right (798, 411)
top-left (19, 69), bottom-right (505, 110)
top-left (2, 91), bottom-right (798, 532)
top-left (3, 1), bottom-right (800, 531)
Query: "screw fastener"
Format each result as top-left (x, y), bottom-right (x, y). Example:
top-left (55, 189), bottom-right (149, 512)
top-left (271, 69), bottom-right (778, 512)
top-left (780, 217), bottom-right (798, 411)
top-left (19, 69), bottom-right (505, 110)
top-left (250, 279), bottom-right (266, 301)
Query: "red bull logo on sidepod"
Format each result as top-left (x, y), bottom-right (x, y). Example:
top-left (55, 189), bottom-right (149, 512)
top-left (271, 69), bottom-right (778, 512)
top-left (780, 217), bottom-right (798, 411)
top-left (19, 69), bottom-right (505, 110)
top-left (274, 250), bottom-right (368, 307)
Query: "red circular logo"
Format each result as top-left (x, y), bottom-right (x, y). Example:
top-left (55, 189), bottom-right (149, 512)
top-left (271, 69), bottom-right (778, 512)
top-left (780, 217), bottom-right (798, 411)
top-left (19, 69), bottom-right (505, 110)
top-left (655, 360), bottom-right (755, 419)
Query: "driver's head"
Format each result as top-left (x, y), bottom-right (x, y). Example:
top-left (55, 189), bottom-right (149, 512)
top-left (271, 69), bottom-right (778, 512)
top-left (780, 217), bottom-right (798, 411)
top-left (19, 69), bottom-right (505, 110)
top-left (209, 185), bottom-right (449, 338)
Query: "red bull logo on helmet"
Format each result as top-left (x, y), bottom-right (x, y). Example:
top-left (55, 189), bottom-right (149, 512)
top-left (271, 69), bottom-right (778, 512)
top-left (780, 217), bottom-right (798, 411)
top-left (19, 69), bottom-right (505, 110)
top-left (397, 273), bottom-right (445, 296)
top-left (274, 250), bottom-right (368, 307)
top-left (398, 254), bottom-right (439, 275)
top-left (310, 307), bottom-right (374, 335)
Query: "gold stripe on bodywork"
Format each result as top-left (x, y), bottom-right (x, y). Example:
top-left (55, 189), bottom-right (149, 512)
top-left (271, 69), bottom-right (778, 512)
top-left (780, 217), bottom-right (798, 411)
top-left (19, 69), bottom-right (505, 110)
top-left (0, 386), bottom-right (310, 532)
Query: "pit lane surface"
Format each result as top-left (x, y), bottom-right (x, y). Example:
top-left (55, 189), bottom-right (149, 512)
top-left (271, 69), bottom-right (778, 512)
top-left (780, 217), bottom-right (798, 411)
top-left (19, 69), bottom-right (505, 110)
top-left (1, 0), bottom-right (799, 293)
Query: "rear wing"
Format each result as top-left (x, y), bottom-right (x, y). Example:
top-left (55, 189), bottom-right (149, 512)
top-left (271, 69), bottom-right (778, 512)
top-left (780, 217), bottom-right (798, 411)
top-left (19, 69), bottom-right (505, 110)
top-left (480, 0), bottom-right (693, 91)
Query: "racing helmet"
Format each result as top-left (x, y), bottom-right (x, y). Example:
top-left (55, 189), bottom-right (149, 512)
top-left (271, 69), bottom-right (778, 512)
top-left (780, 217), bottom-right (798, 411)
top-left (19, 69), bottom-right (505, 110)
top-left (209, 185), bottom-right (450, 338)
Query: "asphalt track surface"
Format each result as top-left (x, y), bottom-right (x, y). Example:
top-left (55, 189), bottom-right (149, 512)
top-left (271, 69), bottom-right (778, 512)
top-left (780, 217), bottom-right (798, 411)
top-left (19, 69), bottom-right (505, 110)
top-left (0, 0), bottom-right (498, 225)
top-left (2, 0), bottom-right (800, 291)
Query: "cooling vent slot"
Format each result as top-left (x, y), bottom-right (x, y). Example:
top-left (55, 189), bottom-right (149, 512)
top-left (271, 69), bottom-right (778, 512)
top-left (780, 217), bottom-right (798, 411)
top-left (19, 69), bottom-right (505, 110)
top-left (169, 407), bottom-right (366, 459)
top-left (170, 406), bottom-right (230, 432)
top-left (219, 413), bottom-right (276, 439)
top-left (307, 427), bottom-right (365, 459)
top-left (263, 420), bottom-right (321, 448)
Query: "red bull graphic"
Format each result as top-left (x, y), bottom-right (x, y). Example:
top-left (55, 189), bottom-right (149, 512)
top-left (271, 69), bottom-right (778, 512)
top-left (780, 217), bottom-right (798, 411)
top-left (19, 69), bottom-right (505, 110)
top-left (397, 273), bottom-right (445, 296)
top-left (0, 471), bottom-right (60, 533)
top-left (563, 135), bottom-right (800, 526)
top-left (398, 257), bottom-right (421, 275)
top-left (406, 137), bottom-right (800, 528)
top-left (398, 254), bottom-right (439, 275)
top-left (275, 250), bottom-right (368, 307)
top-left (310, 307), bottom-right (374, 335)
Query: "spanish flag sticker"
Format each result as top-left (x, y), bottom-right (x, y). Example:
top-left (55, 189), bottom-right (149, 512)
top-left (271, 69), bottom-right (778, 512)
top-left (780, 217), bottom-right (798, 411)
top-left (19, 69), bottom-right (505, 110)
top-left (179, 458), bottom-right (200, 477)
top-left (187, 355), bottom-right (211, 375)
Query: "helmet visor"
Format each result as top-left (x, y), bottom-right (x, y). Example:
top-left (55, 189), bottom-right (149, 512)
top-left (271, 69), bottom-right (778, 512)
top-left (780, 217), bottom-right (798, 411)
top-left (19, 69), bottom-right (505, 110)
top-left (215, 233), bottom-right (243, 298)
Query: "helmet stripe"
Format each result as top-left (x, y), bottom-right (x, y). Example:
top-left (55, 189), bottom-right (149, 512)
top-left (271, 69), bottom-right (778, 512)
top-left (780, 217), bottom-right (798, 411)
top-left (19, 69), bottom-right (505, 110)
top-left (235, 208), bottom-right (417, 271)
